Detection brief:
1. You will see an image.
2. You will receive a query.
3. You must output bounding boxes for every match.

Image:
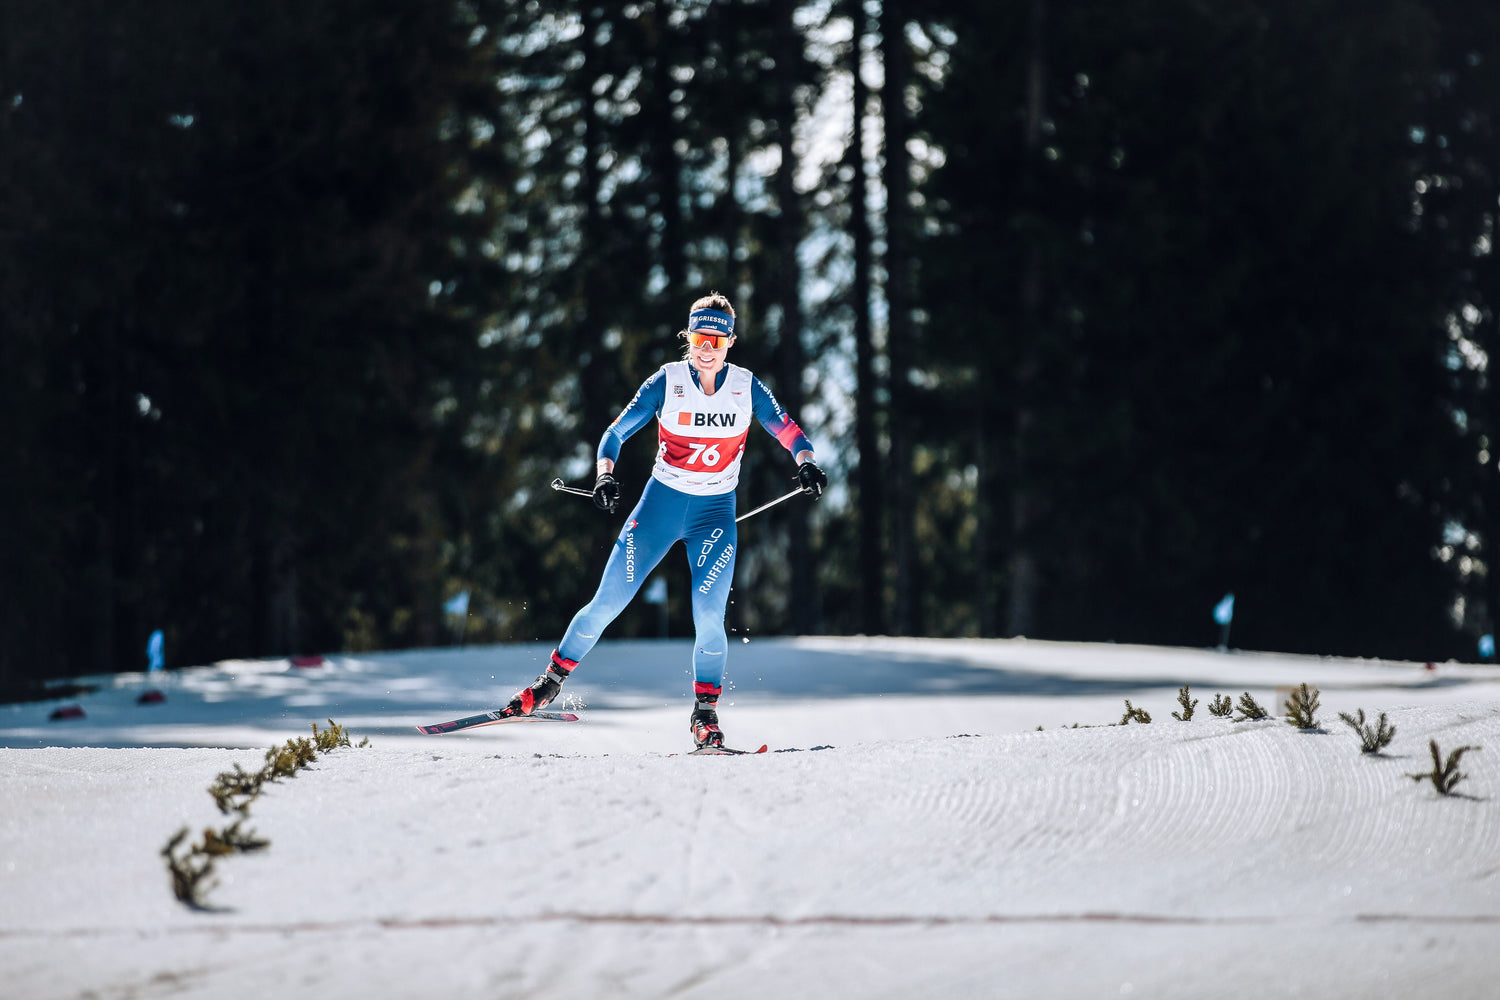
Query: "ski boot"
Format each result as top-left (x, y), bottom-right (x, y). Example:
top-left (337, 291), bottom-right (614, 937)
top-left (690, 687), bottom-right (724, 749)
top-left (505, 650), bottom-right (576, 717)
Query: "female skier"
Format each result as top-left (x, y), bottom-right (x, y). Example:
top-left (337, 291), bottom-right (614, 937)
top-left (504, 292), bottom-right (826, 749)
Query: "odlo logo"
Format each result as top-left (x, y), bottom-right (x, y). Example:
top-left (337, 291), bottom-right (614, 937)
top-left (696, 527), bottom-right (724, 567)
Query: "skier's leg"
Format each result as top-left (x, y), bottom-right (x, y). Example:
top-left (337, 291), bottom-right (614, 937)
top-left (508, 483), bottom-right (684, 716)
top-left (557, 479), bottom-right (683, 664)
top-left (685, 493), bottom-right (737, 745)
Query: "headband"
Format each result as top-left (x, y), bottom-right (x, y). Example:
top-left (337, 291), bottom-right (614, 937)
top-left (688, 308), bottom-right (735, 337)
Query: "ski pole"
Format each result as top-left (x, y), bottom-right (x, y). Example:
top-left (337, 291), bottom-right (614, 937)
top-left (556, 476), bottom-right (803, 523)
top-left (736, 487), bottom-right (805, 524)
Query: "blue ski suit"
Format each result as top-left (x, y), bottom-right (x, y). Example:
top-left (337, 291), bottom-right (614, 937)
top-left (555, 361), bottom-right (814, 699)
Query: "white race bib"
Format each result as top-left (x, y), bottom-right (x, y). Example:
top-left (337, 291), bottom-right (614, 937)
top-left (652, 361), bottom-right (753, 496)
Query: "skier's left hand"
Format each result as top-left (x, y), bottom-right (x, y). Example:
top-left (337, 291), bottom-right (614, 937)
top-left (796, 461), bottom-right (827, 500)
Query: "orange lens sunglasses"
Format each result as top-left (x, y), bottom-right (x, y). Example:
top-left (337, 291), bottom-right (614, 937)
top-left (687, 331), bottom-right (730, 350)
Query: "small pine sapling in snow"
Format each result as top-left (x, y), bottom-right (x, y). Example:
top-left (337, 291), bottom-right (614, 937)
top-left (161, 821), bottom-right (269, 908)
top-left (1234, 692), bottom-right (1269, 722)
top-left (1172, 685), bottom-right (1198, 721)
top-left (312, 718), bottom-right (369, 751)
top-left (162, 828), bottom-right (217, 909)
top-left (263, 737), bottom-right (318, 780)
top-left (209, 762), bottom-right (264, 815)
top-left (1120, 700), bottom-right (1152, 724)
top-left (1283, 683), bottom-right (1321, 730)
top-left (1407, 739), bottom-right (1480, 795)
top-left (1338, 708), bottom-right (1396, 754)
top-left (1209, 694), bottom-right (1234, 718)
top-left (165, 719), bottom-right (367, 909)
top-left (213, 819), bottom-right (270, 854)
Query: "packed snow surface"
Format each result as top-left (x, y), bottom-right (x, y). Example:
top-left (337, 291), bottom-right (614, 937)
top-left (3, 636), bottom-right (1499, 999)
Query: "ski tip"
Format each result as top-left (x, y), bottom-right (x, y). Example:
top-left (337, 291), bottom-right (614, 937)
top-left (685, 743), bottom-right (770, 756)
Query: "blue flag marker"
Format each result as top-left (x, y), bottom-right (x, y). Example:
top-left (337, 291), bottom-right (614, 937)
top-left (1480, 634), bottom-right (1495, 660)
top-left (444, 590), bottom-right (470, 617)
top-left (1213, 593), bottom-right (1234, 652)
top-left (147, 630), bottom-right (164, 673)
top-left (1213, 594), bottom-right (1235, 626)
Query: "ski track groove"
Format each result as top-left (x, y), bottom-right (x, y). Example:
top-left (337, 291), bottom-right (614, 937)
top-left (8, 910), bottom-right (1500, 941)
top-left (866, 718), bottom-right (1500, 917)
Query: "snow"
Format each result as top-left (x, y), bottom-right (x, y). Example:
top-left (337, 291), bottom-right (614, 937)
top-left (2, 636), bottom-right (1499, 999)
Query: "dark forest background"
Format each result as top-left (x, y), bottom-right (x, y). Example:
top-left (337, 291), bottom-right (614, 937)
top-left (4, 0), bottom-right (1500, 686)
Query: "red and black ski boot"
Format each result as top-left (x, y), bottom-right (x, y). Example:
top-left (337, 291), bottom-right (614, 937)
top-left (690, 684), bottom-right (724, 749)
top-left (505, 650), bottom-right (576, 717)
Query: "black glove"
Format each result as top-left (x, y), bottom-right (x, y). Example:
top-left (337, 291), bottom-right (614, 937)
top-left (593, 473), bottom-right (620, 513)
top-left (796, 461), bottom-right (827, 500)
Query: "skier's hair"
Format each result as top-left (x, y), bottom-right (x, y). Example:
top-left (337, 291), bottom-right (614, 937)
top-left (679, 291), bottom-right (736, 359)
top-left (691, 292), bottom-right (735, 319)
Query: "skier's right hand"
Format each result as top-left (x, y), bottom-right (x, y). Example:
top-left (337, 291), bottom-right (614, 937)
top-left (592, 473), bottom-right (620, 513)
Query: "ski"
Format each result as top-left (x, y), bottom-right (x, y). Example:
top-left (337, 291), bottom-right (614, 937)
top-left (416, 709), bottom-right (579, 735)
top-left (685, 743), bottom-right (768, 756)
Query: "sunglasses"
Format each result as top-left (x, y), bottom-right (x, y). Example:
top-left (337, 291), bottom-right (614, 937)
top-left (687, 331), bottom-right (731, 350)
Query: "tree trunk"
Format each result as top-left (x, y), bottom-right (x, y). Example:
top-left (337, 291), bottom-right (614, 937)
top-left (647, 10), bottom-right (685, 305)
top-left (850, 0), bottom-right (884, 635)
top-left (881, 0), bottom-right (914, 635)
top-left (774, 0), bottom-right (813, 633)
top-left (577, 4), bottom-right (612, 437)
top-left (1007, 0), bottom-right (1046, 637)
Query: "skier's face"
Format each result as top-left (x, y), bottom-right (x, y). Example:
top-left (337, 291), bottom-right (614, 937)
top-left (687, 332), bottom-right (733, 377)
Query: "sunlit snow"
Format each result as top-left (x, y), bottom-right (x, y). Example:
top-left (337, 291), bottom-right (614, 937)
top-left (2, 637), bottom-right (1498, 999)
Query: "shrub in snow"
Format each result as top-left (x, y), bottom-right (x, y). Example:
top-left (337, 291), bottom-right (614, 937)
top-left (166, 719), bottom-right (367, 909)
top-left (1338, 708), bottom-right (1395, 754)
top-left (1283, 683), bottom-right (1321, 730)
top-left (263, 736), bottom-right (319, 780)
top-left (161, 829), bottom-right (218, 909)
top-left (1208, 694), bottom-right (1234, 718)
top-left (1234, 692), bottom-right (1269, 722)
top-left (1119, 700), bottom-right (1151, 724)
top-left (210, 762), bottom-right (265, 816)
top-left (162, 820), bottom-right (270, 909)
top-left (1407, 739), bottom-right (1480, 796)
top-left (1172, 685), bottom-right (1197, 721)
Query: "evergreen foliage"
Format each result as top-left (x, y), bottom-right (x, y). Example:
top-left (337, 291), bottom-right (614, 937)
top-left (1407, 739), bottom-right (1480, 795)
top-left (1338, 708), bottom-right (1397, 754)
top-left (1208, 695), bottom-right (1234, 718)
top-left (5, 1), bottom-right (1500, 683)
top-left (1172, 685), bottom-right (1197, 721)
top-left (167, 720), bottom-right (366, 908)
top-left (1283, 684), bottom-right (1321, 730)
top-left (1234, 693), bottom-right (1270, 722)
top-left (161, 828), bottom-right (218, 910)
top-left (209, 763), bottom-right (265, 817)
top-left (1119, 700), bottom-right (1151, 724)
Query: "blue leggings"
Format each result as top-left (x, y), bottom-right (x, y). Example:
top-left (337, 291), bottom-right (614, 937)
top-left (557, 478), bottom-right (738, 693)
